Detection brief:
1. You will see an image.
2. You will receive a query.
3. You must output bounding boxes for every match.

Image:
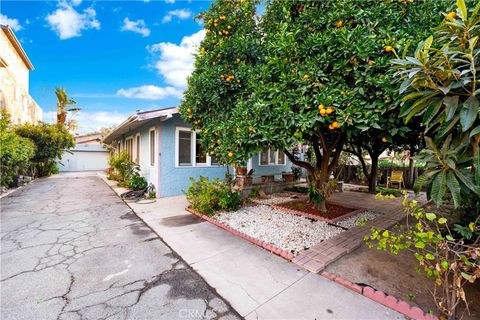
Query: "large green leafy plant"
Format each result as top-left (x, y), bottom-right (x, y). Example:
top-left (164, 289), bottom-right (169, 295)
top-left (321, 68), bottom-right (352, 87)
top-left (14, 122), bottom-right (74, 177)
top-left (393, 0), bottom-right (480, 208)
top-left (0, 111), bottom-right (35, 187)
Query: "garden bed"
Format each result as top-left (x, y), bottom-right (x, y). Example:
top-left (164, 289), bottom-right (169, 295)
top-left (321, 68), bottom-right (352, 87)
top-left (187, 192), bottom-right (381, 257)
top-left (272, 197), bottom-right (365, 223)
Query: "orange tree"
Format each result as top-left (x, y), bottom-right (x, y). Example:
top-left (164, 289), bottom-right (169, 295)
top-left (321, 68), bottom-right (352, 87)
top-left (181, 0), bottom-right (449, 212)
top-left (180, 0), bottom-right (261, 167)
top-left (237, 0), bottom-right (449, 211)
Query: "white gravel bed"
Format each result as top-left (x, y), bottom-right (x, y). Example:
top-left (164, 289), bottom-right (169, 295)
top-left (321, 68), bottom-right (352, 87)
top-left (214, 204), bottom-right (344, 255)
top-left (335, 210), bottom-right (380, 229)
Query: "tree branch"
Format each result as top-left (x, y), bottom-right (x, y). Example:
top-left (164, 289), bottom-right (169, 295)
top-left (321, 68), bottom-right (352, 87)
top-left (284, 149), bottom-right (314, 173)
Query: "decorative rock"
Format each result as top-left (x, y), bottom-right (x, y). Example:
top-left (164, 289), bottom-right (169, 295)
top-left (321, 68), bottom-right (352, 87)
top-left (214, 204), bottom-right (344, 255)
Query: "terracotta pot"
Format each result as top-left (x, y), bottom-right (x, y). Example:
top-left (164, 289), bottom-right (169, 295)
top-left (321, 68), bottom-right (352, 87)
top-left (236, 167), bottom-right (247, 175)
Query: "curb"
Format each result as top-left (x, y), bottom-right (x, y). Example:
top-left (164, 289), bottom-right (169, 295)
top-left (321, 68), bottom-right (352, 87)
top-left (185, 207), bottom-right (295, 261)
top-left (321, 271), bottom-right (437, 320)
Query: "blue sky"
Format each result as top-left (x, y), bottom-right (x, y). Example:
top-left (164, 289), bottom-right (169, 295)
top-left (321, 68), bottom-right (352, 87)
top-left (1, 0), bottom-right (211, 133)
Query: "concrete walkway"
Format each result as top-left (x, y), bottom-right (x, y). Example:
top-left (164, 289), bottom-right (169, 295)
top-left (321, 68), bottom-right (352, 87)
top-left (102, 175), bottom-right (404, 319)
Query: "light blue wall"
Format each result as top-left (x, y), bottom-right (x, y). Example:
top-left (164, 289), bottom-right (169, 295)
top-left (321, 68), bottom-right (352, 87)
top-left (159, 114), bottom-right (228, 197)
top-left (113, 113), bottom-right (293, 197)
top-left (112, 120), bottom-right (159, 190)
top-left (250, 153), bottom-right (292, 176)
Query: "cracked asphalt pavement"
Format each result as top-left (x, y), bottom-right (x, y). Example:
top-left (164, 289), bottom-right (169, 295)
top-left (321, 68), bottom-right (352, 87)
top-left (1, 174), bottom-right (241, 320)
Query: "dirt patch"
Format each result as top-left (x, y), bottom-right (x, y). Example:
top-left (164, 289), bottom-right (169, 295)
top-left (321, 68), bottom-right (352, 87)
top-left (276, 199), bottom-right (357, 220)
top-left (326, 244), bottom-right (480, 319)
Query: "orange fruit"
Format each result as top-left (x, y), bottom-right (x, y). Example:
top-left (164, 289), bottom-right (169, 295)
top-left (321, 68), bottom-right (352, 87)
top-left (320, 109), bottom-right (326, 116)
top-left (248, 125), bottom-right (254, 132)
top-left (368, 60), bottom-right (374, 66)
top-left (385, 46), bottom-right (394, 53)
top-left (446, 12), bottom-right (457, 20)
top-left (328, 124), bottom-right (334, 130)
top-left (336, 20), bottom-right (343, 28)
top-left (326, 108), bottom-right (334, 114)
top-left (228, 151), bottom-right (234, 158)
top-left (332, 121), bottom-right (339, 128)
top-left (382, 137), bottom-right (388, 143)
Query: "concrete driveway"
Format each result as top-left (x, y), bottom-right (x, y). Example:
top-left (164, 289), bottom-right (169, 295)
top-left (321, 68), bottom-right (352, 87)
top-left (0, 173), bottom-right (239, 320)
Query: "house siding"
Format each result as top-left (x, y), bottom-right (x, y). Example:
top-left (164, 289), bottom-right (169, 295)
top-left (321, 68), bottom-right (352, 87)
top-left (250, 153), bottom-right (292, 176)
top-left (159, 114), bottom-right (228, 197)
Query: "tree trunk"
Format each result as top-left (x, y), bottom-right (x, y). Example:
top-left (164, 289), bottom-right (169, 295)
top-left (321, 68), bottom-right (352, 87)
top-left (408, 157), bottom-right (414, 188)
top-left (368, 155), bottom-right (379, 192)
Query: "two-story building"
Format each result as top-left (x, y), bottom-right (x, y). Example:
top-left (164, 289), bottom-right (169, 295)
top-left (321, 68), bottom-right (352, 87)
top-left (0, 25), bottom-right (42, 124)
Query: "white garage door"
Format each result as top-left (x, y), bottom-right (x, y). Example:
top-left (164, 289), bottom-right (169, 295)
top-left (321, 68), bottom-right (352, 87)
top-left (57, 144), bottom-right (109, 172)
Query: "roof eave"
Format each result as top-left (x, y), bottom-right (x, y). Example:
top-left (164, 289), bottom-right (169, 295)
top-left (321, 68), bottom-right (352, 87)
top-left (1, 25), bottom-right (34, 71)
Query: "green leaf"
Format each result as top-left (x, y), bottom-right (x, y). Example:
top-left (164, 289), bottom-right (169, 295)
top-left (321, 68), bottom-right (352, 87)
top-left (446, 235), bottom-right (454, 241)
top-left (444, 96), bottom-right (459, 122)
top-left (457, 0), bottom-right (468, 21)
top-left (415, 241), bottom-right (426, 249)
top-left (425, 212), bottom-right (437, 221)
top-left (469, 222), bottom-right (474, 232)
top-left (446, 172), bottom-right (461, 208)
top-left (438, 217), bottom-right (447, 224)
top-left (460, 96), bottom-right (478, 131)
top-left (425, 253), bottom-right (435, 260)
top-left (461, 272), bottom-right (472, 281)
top-left (430, 171), bottom-right (446, 207)
top-left (470, 125), bottom-right (480, 138)
top-left (441, 261), bottom-right (449, 270)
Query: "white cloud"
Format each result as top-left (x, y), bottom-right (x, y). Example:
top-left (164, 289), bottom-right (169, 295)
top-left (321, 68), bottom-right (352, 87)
top-left (0, 14), bottom-right (23, 31)
top-left (148, 29), bottom-right (205, 89)
top-left (121, 18), bottom-right (150, 37)
top-left (71, 0), bottom-right (82, 6)
top-left (43, 110), bottom-right (127, 134)
top-left (162, 9), bottom-right (192, 23)
top-left (116, 85), bottom-right (182, 100)
top-left (117, 29), bottom-right (204, 101)
top-left (46, 2), bottom-right (100, 40)
top-left (165, 0), bottom-right (175, 3)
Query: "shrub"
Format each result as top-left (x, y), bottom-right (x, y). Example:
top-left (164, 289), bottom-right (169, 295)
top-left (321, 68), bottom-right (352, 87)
top-left (15, 122), bottom-right (74, 177)
top-left (0, 111), bottom-right (35, 187)
top-left (128, 174), bottom-right (148, 191)
top-left (366, 195), bottom-right (479, 318)
top-left (108, 151), bottom-right (136, 182)
top-left (185, 176), bottom-right (241, 216)
top-left (375, 186), bottom-right (402, 197)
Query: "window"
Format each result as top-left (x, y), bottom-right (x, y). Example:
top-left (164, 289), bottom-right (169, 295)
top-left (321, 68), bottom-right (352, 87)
top-left (176, 127), bottom-right (219, 167)
top-left (195, 133), bottom-right (207, 165)
top-left (150, 129), bottom-right (155, 166)
top-left (125, 138), bottom-right (133, 161)
top-left (135, 135), bottom-right (140, 164)
top-left (178, 130), bottom-right (192, 166)
top-left (277, 151), bottom-right (286, 165)
top-left (259, 147), bottom-right (286, 166)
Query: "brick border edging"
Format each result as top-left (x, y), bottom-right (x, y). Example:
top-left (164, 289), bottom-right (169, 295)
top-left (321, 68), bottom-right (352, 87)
top-left (271, 203), bottom-right (366, 224)
top-left (185, 207), bottom-right (295, 261)
top-left (321, 271), bottom-right (437, 320)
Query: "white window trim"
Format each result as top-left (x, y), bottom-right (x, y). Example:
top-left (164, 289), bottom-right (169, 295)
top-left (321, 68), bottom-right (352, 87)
top-left (175, 127), bottom-right (220, 168)
top-left (149, 127), bottom-right (156, 167)
top-left (125, 136), bottom-right (134, 161)
top-left (258, 148), bottom-right (286, 166)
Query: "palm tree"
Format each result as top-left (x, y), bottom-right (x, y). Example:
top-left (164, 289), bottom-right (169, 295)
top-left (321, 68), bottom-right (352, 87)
top-left (55, 88), bottom-right (80, 129)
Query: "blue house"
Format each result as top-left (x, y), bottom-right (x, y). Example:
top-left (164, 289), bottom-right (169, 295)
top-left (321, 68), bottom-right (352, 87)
top-left (103, 107), bottom-right (293, 197)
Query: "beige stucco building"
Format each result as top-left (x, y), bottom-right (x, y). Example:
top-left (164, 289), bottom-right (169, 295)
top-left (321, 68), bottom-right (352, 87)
top-left (0, 25), bottom-right (42, 125)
